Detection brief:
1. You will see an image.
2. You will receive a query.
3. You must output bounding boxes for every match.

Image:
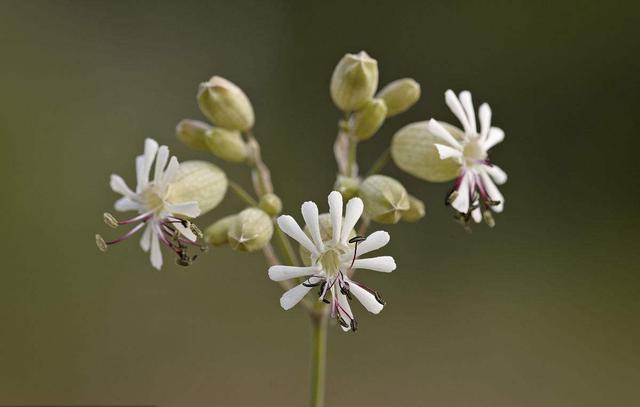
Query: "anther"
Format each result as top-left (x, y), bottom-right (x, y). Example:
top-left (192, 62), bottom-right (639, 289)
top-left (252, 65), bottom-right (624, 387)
top-left (350, 319), bottom-right (358, 332)
top-left (303, 280), bottom-right (323, 288)
top-left (445, 190), bottom-right (458, 206)
top-left (485, 199), bottom-right (501, 207)
top-left (190, 223), bottom-right (204, 239)
top-left (348, 236), bottom-right (366, 244)
top-left (483, 210), bottom-right (495, 227)
top-left (337, 315), bottom-right (350, 329)
top-left (103, 213), bottom-right (119, 228)
top-left (373, 291), bottom-right (386, 305)
top-left (95, 234), bottom-right (108, 252)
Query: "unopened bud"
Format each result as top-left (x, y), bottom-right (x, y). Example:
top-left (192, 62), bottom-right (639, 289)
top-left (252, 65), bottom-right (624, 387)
top-left (391, 121), bottom-right (462, 182)
top-left (258, 193), bottom-right (282, 216)
top-left (330, 51), bottom-right (379, 112)
top-left (205, 215), bottom-right (237, 246)
top-left (228, 208), bottom-right (274, 252)
top-left (351, 98), bottom-right (387, 141)
top-left (103, 213), bottom-right (119, 228)
top-left (176, 119), bottom-right (212, 151)
top-left (334, 175), bottom-right (360, 200)
top-left (197, 76), bottom-right (255, 131)
top-left (167, 161), bottom-right (228, 216)
top-left (359, 175), bottom-right (410, 224)
top-left (376, 78), bottom-right (421, 117)
top-left (299, 213), bottom-right (356, 266)
top-left (205, 127), bottom-right (248, 163)
top-left (400, 194), bottom-right (426, 222)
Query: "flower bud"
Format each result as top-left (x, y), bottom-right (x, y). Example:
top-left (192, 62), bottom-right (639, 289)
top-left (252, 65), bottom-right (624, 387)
top-left (228, 208), bottom-right (274, 252)
top-left (391, 121), bottom-right (462, 182)
top-left (330, 51), bottom-right (379, 112)
top-left (167, 161), bottom-right (228, 215)
top-left (359, 175), bottom-right (410, 224)
top-left (351, 98), bottom-right (387, 140)
top-left (176, 119), bottom-right (212, 151)
top-left (258, 193), bottom-right (282, 216)
top-left (205, 215), bottom-right (237, 246)
top-left (376, 78), bottom-right (421, 117)
top-left (299, 214), bottom-right (356, 266)
top-left (197, 76), bottom-right (255, 131)
top-left (205, 127), bottom-right (248, 163)
top-left (334, 175), bottom-right (360, 200)
top-left (400, 194), bottom-right (426, 222)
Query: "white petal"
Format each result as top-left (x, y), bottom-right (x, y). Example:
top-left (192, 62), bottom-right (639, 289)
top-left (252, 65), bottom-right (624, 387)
top-left (154, 145), bottom-right (169, 183)
top-left (328, 191), bottom-right (343, 245)
top-left (484, 127), bottom-right (505, 150)
top-left (161, 156), bottom-right (180, 185)
top-left (484, 164), bottom-right (507, 185)
top-left (135, 155), bottom-right (146, 192)
top-left (428, 119), bottom-right (462, 149)
top-left (277, 215), bottom-right (318, 256)
top-left (301, 201), bottom-right (324, 251)
top-left (137, 138), bottom-right (159, 190)
top-left (268, 265), bottom-right (319, 282)
top-left (434, 143), bottom-right (463, 160)
top-left (174, 221), bottom-right (197, 242)
top-left (478, 103), bottom-right (492, 141)
top-left (351, 256), bottom-right (396, 273)
top-left (340, 197), bottom-right (363, 244)
top-left (114, 197), bottom-right (140, 212)
top-left (149, 229), bottom-right (163, 270)
top-left (347, 280), bottom-right (383, 314)
top-left (445, 89), bottom-right (471, 134)
top-left (458, 91), bottom-right (477, 134)
top-left (336, 290), bottom-right (354, 331)
top-left (451, 173), bottom-right (471, 213)
top-left (472, 207), bottom-right (482, 223)
top-left (166, 201), bottom-right (201, 218)
top-left (341, 230), bottom-right (390, 261)
top-left (480, 171), bottom-right (505, 212)
top-left (110, 174), bottom-right (136, 198)
top-left (140, 223), bottom-right (152, 252)
top-left (279, 283), bottom-right (313, 310)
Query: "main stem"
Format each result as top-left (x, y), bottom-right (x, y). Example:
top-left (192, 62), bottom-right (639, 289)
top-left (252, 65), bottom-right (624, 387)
top-left (310, 312), bottom-right (328, 407)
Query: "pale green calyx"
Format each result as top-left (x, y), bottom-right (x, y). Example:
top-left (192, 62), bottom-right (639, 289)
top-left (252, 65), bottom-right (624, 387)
top-left (377, 78), bottom-right (421, 117)
top-left (258, 193), bottom-right (282, 216)
top-left (205, 127), bottom-right (248, 163)
top-left (227, 208), bottom-right (274, 252)
top-left (176, 119), bottom-right (212, 151)
top-left (205, 214), bottom-right (237, 246)
top-left (359, 175), bottom-right (410, 224)
top-left (167, 160), bottom-right (228, 215)
top-left (197, 76), bottom-right (255, 131)
top-left (351, 98), bottom-right (387, 141)
top-left (391, 120), bottom-right (462, 182)
top-left (334, 175), bottom-right (361, 200)
top-left (330, 51), bottom-right (379, 112)
top-left (400, 194), bottom-right (426, 222)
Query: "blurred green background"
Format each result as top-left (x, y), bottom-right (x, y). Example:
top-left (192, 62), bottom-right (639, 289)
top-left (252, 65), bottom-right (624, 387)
top-left (1, 0), bottom-right (639, 405)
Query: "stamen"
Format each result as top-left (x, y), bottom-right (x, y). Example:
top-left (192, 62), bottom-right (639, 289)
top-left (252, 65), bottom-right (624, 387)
top-left (103, 213), bottom-right (119, 228)
top-left (483, 210), bottom-right (495, 227)
top-left (445, 190), bottom-right (458, 206)
top-left (95, 234), bottom-right (108, 252)
top-left (348, 235), bottom-right (367, 269)
top-left (190, 223), bottom-right (204, 239)
top-left (350, 319), bottom-right (358, 332)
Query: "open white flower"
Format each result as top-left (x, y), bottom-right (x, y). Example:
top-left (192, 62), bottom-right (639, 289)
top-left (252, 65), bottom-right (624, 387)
top-left (96, 138), bottom-right (203, 269)
top-left (428, 90), bottom-right (507, 227)
top-left (269, 191), bottom-right (396, 332)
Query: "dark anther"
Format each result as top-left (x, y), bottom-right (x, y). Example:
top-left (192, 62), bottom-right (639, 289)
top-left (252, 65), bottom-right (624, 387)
top-left (350, 319), bottom-right (358, 332)
top-left (322, 298), bottom-right (331, 304)
top-left (349, 235), bottom-right (367, 244)
top-left (486, 199), bottom-right (501, 206)
top-left (303, 280), bottom-right (322, 288)
top-left (445, 189), bottom-right (458, 206)
top-left (337, 315), bottom-right (350, 329)
top-left (374, 291), bottom-right (386, 305)
top-left (317, 281), bottom-right (327, 296)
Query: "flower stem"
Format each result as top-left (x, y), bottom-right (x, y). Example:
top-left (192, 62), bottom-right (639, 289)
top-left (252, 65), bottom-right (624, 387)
top-left (346, 137), bottom-right (358, 177)
top-left (366, 147), bottom-right (390, 177)
top-left (275, 226), bottom-right (300, 267)
top-left (310, 312), bottom-right (328, 407)
top-left (228, 180), bottom-right (258, 207)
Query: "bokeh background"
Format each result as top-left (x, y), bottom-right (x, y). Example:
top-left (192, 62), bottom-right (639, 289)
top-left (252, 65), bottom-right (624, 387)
top-left (1, 1), bottom-right (639, 405)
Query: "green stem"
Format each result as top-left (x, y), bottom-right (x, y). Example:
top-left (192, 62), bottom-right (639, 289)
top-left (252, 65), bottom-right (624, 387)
top-left (228, 180), bottom-right (258, 207)
top-left (346, 137), bottom-right (358, 177)
top-left (310, 312), bottom-right (328, 407)
top-left (366, 147), bottom-right (390, 177)
top-left (275, 226), bottom-right (300, 267)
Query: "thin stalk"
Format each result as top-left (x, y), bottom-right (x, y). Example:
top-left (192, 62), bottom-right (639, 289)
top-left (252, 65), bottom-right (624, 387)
top-left (228, 180), bottom-right (258, 207)
top-left (346, 137), bottom-right (358, 177)
top-left (365, 147), bottom-right (390, 177)
top-left (275, 226), bottom-right (300, 267)
top-left (310, 312), bottom-right (328, 407)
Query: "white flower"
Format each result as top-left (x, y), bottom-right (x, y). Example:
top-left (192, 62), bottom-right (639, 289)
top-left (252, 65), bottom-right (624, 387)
top-left (97, 138), bottom-right (202, 269)
top-left (269, 191), bottom-right (396, 332)
top-left (428, 90), bottom-right (507, 226)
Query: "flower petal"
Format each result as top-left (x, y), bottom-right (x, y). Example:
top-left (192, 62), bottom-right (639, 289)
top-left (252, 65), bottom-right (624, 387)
top-left (174, 221), bottom-right (197, 242)
top-left (149, 228), bottom-right (163, 270)
top-left (472, 207), bottom-right (482, 223)
top-left (348, 280), bottom-right (383, 314)
top-left (328, 191), bottom-right (343, 245)
top-left (434, 143), bottom-right (463, 160)
top-left (280, 283), bottom-right (313, 310)
top-left (480, 171), bottom-right (505, 212)
top-left (483, 127), bottom-right (505, 150)
top-left (268, 265), bottom-right (319, 282)
top-left (166, 201), bottom-right (201, 218)
top-left (110, 174), bottom-right (136, 198)
top-left (478, 103), bottom-right (492, 141)
top-left (341, 230), bottom-right (390, 261)
top-left (301, 201), bottom-right (324, 251)
top-left (451, 173), bottom-right (471, 213)
top-left (161, 156), bottom-right (180, 185)
top-left (140, 223), bottom-right (152, 252)
top-left (458, 91), bottom-right (477, 134)
top-left (445, 89), bottom-right (471, 134)
top-left (351, 256), bottom-right (396, 273)
top-left (484, 164), bottom-right (507, 185)
top-left (277, 215), bottom-right (318, 256)
top-left (428, 119), bottom-right (462, 149)
top-left (340, 197), bottom-right (363, 244)
top-left (154, 145), bottom-right (170, 183)
top-left (114, 197), bottom-right (140, 212)
top-left (336, 290), bottom-right (354, 331)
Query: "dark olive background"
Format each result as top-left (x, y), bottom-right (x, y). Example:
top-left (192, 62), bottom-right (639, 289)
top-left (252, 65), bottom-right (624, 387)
top-left (1, 1), bottom-right (639, 406)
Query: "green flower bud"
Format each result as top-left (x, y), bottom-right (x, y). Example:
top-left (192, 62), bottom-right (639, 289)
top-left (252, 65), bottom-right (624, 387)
top-left (330, 51), bottom-right (379, 112)
top-left (333, 175), bottom-right (361, 200)
top-left (167, 161), bottom-right (228, 216)
top-left (391, 121), bottom-right (462, 182)
top-left (205, 215), bottom-right (237, 246)
top-left (299, 214), bottom-right (356, 266)
top-left (351, 98), bottom-right (387, 140)
top-left (176, 119), bottom-right (212, 151)
top-left (359, 175), bottom-right (410, 224)
top-left (228, 208), bottom-right (274, 252)
top-left (258, 193), bottom-right (282, 216)
top-left (400, 194), bottom-right (426, 222)
top-left (205, 127), bottom-right (248, 163)
top-left (197, 76), bottom-right (255, 131)
top-left (377, 78), bottom-right (421, 117)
